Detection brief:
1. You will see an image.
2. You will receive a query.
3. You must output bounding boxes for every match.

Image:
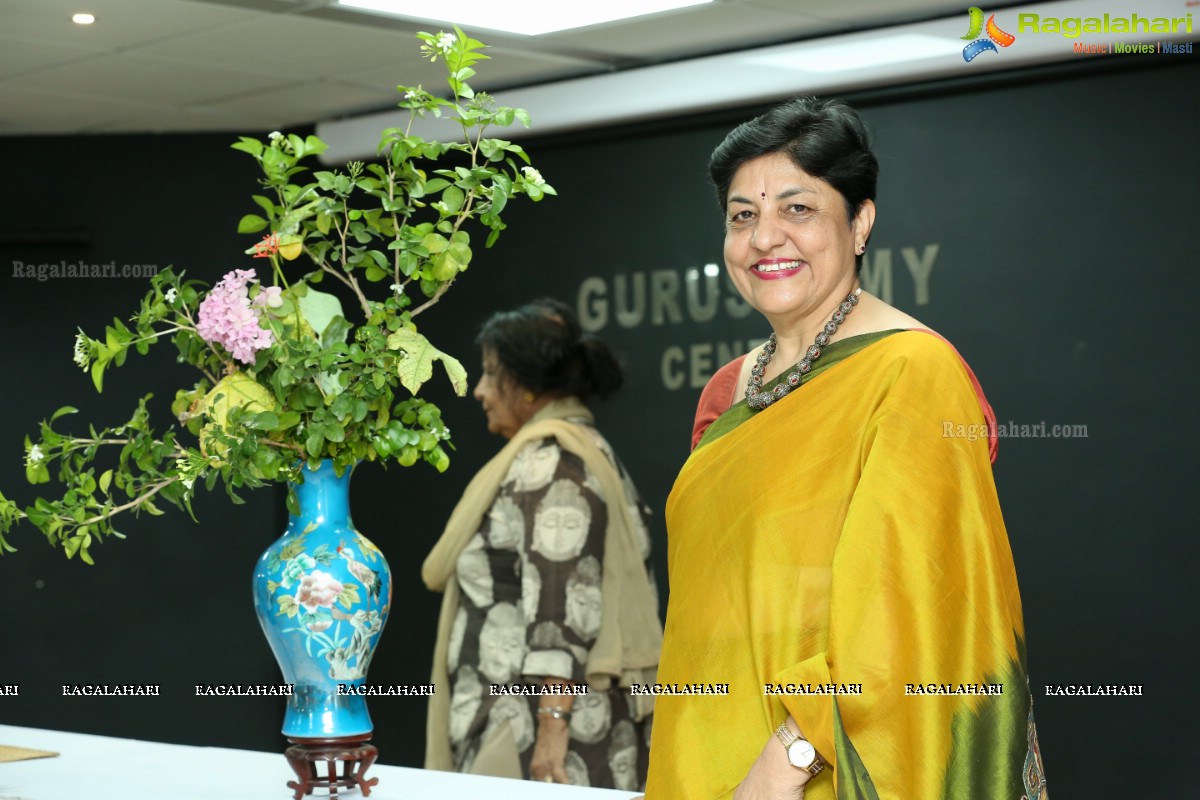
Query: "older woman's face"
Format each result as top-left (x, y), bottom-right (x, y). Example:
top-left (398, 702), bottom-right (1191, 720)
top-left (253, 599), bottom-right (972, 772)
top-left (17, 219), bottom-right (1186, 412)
top-left (472, 350), bottom-right (528, 439)
top-left (723, 152), bottom-right (872, 331)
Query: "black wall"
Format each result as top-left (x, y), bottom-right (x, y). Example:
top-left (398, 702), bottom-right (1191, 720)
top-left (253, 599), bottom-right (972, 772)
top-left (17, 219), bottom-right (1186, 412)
top-left (1, 57), bottom-right (1196, 798)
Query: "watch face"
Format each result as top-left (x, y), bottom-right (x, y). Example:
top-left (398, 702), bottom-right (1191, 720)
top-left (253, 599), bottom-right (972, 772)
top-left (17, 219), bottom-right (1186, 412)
top-left (787, 739), bottom-right (817, 769)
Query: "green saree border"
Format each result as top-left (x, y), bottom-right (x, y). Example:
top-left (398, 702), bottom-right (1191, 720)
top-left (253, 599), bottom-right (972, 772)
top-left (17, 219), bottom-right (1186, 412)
top-left (695, 330), bottom-right (901, 451)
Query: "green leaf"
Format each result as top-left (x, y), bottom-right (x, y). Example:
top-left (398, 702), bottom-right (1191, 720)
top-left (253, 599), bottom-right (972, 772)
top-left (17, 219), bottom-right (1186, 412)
top-left (231, 137), bottom-right (264, 158)
top-left (251, 195), bottom-right (275, 216)
top-left (277, 411), bottom-right (302, 430)
top-left (99, 469), bottom-right (113, 495)
top-left (25, 460), bottom-right (50, 485)
top-left (297, 286), bottom-right (346, 343)
top-left (386, 329), bottom-right (468, 396)
top-left (90, 358), bottom-right (107, 393)
top-left (79, 534), bottom-right (95, 565)
top-left (426, 445), bottom-right (450, 473)
top-left (316, 210), bottom-right (332, 235)
top-left (237, 214), bottom-right (269, 234)
top-left (317, 364), bottom-right (345, 395)
top-left (304, 135), bottom-right (328, 156)
top-left (321, 316), bottom-right (352, 347)
top-left (247, 411), bottom-right (280, 430)
top-left (398, 446), bottom-right (419, 467)
top-left (440, 185), bottom-right (465, 213)
top-left (51, 406), bottom-right (79, 422)
top-left (420, 233), bottom-right (448, 253)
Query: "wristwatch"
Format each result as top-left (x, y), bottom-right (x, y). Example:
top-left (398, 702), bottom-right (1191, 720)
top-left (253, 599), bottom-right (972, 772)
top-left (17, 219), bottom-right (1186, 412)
top-left (774, 723), bottom-right (825, 776)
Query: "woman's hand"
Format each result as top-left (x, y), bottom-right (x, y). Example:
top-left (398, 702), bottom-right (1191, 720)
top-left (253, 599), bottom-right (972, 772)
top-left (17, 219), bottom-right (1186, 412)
top-left (530, 676), bottom-right (575, 783)
top-left (529, 715), bottom-right (571, 783)
top-left (732, 725), bottom-right (813, 800)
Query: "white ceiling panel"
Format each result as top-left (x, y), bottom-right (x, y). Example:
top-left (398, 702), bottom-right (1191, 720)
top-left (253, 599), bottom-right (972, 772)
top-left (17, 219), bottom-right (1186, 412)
top-left (0, 82), bottom-right (167, 133)
top-left (4, 0), bottom-right (259, 52)
top-left (5, 0), bottom-right (1186, 137)
top-left (211, 78), bottom-right (402, 127)
top-left (337, 45), bottom-right (607, 100)
top-left (17, 53), bottom-right (288, 106)
top-left (0, 35), bottom-right (104, 79)
top-left (131, 14), bottom-right (432, 80)
top-left (749, 0), bottom-right (965, 25)
top-left (544, 4), bottom-right (840, 59)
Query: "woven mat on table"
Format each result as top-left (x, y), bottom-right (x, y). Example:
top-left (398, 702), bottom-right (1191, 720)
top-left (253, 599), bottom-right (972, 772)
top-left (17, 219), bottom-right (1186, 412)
top-left (0, 744), bottom-right (59, 763)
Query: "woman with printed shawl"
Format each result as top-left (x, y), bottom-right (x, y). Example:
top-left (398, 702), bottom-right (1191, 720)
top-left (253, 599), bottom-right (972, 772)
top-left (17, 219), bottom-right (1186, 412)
top-left (642, 97), bottom-right (1047, 800)
top-left (424, 299), bottom-right (661, 790)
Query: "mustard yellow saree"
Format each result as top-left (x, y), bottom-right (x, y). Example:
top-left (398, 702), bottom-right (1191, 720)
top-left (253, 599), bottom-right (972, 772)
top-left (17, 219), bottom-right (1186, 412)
top-left (645, 331), bottom-right (1046, 800)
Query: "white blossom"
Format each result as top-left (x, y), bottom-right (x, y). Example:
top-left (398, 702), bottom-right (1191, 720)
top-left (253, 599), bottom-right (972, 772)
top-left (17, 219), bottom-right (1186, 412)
top-left (521, 166), bottom-right (546, 187)
top-left (25, 444), bottom-right (44, 465)
top-left (268, 131), bottom-right (283, 141)
top-left (72, 331), bottom-right (90, 371)
top-left (437, 32), bottom-right (456, 53)
top-left (164, 287), bottom-right (177, 304)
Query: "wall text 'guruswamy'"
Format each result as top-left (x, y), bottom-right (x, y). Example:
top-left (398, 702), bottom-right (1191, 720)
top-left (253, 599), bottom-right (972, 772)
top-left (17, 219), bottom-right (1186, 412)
top-left (576, 245), bottom-right (938, 390)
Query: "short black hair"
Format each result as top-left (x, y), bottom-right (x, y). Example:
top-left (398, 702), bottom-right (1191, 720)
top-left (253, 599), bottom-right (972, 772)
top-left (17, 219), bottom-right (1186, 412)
top-left (709, 96), bottom-right (879, 267)
top-left (477, 298), bottom-right (623, 403)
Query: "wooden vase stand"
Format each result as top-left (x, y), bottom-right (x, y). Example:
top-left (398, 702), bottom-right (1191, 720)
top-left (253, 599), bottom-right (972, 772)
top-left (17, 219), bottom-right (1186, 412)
top-left (284, 734), bottom-right (379, 799)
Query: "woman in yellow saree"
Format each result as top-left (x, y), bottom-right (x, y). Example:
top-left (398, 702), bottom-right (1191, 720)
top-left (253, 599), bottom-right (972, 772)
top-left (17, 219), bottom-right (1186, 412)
top-left (643, 97), bottom-right (1047, 800)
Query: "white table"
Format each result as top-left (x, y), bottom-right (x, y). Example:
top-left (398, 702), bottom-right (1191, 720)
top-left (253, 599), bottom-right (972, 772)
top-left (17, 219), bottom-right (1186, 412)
top-left (0, 725), bottom-right (641, 800)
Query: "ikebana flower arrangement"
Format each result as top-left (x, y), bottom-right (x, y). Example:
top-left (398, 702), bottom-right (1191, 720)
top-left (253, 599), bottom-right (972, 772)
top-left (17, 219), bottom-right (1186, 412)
top-left (0, 28), bottom-right (554, 565)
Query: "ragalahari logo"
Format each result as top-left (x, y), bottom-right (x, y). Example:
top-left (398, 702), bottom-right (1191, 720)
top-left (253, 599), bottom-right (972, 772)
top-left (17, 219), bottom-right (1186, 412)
top-left (961, 7), bottom-right (1016, 61)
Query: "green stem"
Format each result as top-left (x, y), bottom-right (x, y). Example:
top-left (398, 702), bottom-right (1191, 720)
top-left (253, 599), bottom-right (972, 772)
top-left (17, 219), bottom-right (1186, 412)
top-left (14, 476), bottom-right (177, 529)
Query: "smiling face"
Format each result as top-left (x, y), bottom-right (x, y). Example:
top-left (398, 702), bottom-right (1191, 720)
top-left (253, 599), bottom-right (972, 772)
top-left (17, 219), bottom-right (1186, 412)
top-left (723, 151), bottom-right (874, 335)
top-left (472, 349), bottom-right (530, 440)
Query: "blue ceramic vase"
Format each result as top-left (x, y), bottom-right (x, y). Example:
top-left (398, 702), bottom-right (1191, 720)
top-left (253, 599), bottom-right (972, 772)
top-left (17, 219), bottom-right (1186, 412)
top-left (252, 460), bottom-right (391, 739)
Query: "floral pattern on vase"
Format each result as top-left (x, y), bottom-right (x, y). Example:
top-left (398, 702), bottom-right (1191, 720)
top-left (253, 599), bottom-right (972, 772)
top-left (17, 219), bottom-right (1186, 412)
top-left (253, 459), bottom-right (391, 738)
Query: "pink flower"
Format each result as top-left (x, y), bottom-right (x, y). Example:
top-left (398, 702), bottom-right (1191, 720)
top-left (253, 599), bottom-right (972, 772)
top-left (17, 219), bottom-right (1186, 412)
top-left (254, 285), bottom-right (283, 309)
top-left (294, 570), bottom-right (343, 612)
top-left (196, 270), bottom-right (276, 364)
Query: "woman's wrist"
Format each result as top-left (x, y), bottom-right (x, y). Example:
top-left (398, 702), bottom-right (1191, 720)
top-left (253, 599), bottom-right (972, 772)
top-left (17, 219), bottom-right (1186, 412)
top-left (536, 705), bottom-right (572, 724)
top-left (773, 718), bottom-right (821, 787)
top-left (536, 679), bottom-right (572, 733)
top-left (537, 676), bottom-right (576, 716)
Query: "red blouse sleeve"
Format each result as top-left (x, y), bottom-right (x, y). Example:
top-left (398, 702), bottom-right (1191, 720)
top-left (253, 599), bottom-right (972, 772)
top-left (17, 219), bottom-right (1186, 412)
top-left (690, 356), bottom-right (745, 451)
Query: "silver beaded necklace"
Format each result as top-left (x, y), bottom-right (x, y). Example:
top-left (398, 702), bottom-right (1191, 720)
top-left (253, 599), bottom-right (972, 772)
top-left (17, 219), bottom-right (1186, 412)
top-left (745, 288), bottom-right (862, 411)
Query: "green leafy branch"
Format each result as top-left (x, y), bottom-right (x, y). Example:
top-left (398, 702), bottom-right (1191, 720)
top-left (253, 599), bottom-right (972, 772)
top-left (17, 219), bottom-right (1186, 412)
top-left (2, 27), bottom-right (555, 562)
